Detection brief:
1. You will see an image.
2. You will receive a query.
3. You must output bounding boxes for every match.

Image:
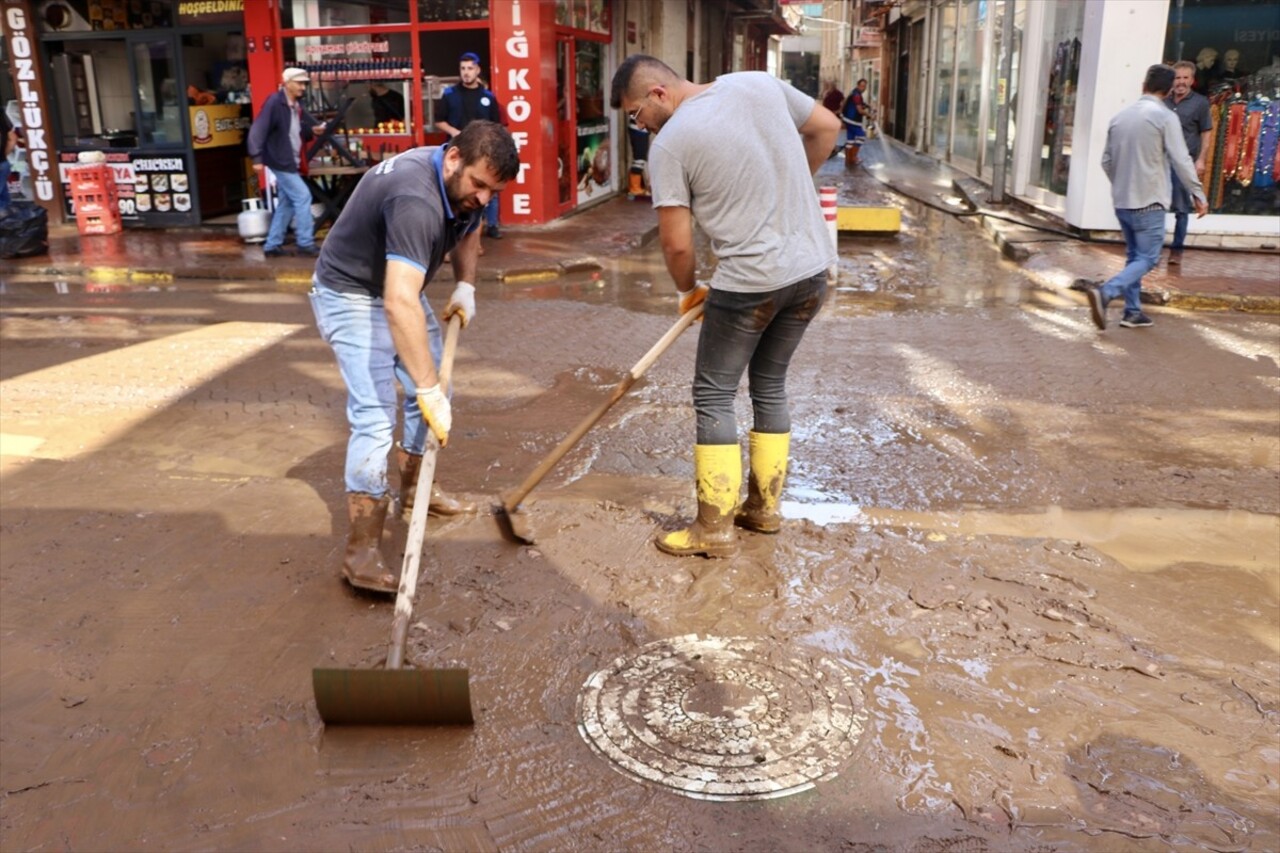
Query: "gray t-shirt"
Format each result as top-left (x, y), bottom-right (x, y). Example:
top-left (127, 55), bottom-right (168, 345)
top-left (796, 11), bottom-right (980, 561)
top-left (648, 71), bottom-right (836, 293)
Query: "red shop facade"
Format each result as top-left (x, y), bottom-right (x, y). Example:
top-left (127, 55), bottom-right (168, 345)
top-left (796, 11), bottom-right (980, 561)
top-left (4, 0), bottom-right (615, 227)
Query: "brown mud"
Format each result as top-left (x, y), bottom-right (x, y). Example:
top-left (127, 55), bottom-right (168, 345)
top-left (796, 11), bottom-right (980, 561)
top-left (2, 215), bottom-right (1278, 851)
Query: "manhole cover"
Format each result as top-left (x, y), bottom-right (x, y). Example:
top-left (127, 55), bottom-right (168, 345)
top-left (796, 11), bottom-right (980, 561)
top-left (577, 635), bottom-right (865, 801)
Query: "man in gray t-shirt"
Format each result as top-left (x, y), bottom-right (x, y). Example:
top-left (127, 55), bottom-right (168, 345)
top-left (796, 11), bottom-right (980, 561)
top-left (610, 55), bottom-right (840, 559)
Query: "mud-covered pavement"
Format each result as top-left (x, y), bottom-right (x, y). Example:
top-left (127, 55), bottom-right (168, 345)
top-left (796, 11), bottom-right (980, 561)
top-left (2, 201), bottom-right (1278, 851)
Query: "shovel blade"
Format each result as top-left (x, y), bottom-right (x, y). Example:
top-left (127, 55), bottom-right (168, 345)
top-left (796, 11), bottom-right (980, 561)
top-left (313, 667), bottom-right (474, 726)
top-left (494, 503), bottom-right (536, 545)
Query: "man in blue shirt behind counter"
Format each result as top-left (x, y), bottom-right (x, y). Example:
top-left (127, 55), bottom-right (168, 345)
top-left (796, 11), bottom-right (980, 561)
top-left (1084, 64), bottom-right (1207, 331)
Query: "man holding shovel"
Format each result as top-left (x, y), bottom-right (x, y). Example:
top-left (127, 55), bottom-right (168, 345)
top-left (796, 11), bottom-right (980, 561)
top-left (610, 56), bottom-right (839, 558)
top-left (310, 121), bottom-right (520, 593)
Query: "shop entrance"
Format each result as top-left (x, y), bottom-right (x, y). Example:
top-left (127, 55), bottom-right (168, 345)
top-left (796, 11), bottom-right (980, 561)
top-left (182, 31), bottom-right (251, 221)
top-left (555, 36), bottom-right (612, 211)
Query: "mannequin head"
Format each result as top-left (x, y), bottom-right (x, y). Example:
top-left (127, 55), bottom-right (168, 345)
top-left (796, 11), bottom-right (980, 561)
top-left (1196, 47), bottom-right (1218, 69)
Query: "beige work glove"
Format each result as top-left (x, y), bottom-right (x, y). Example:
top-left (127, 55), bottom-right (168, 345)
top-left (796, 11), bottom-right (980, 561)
top-left (442, 281), bottom-right (476, 328)
top-left (679, 282), bottom-right (710, 316)
top-left (416, 383), bottom-right (452, 447)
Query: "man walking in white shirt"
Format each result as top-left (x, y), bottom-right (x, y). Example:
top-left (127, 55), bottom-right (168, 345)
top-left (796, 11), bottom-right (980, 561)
top-left (1085, 64), bottom-right (1207, 330)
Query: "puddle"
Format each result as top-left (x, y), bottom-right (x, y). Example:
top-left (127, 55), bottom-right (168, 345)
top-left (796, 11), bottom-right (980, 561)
top-left (865, 504), bottom-right (1279, 576)
top-left (781, 500), bottom-right (861, 526)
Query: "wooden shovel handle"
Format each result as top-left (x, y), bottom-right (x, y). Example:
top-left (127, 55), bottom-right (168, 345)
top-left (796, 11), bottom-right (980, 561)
top-left (500, 303), bottom-right (703, 513)
top-left (388, 313), bottom-right (463, 670)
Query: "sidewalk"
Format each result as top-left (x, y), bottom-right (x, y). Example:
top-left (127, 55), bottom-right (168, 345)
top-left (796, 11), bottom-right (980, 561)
top-left (5, 195), bottom-right (660, 286)
top-left (842, 138), bottom-right (1280, 314)
top-left (6, 147), bottom-right (1277, 314)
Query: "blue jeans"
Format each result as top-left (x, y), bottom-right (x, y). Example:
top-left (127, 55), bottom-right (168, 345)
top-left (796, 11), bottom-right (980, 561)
top-left (309, 283), bottom-right (443, 496)
top-left (693, 273), bottom-right (828, 445)
top-left (266, 170), bottom-right (316, 252)
top-left (0, 160), bottom-right (11, 209)
top-left (1100, 207), bottom-right (1164, 316)
top-left (483, 195), bottom-right (499, 230)
top-left (1169, 169), bottom-right (1191, 249)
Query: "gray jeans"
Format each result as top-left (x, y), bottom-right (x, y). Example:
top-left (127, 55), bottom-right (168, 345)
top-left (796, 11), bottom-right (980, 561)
top-left (693, 273), bottom-right (828, 445)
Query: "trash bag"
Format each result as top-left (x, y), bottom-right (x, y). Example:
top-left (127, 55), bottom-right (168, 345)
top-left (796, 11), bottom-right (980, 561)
top-left (0, 202), bottom-right (49, 259)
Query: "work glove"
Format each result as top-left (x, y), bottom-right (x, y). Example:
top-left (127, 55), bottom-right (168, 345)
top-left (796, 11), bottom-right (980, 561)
top-left (442, 281), bottom-right (476, 328)
top-left (678, 282), bottom-right (709, 316)
top-left (416, 383), bottom-right (452, 447)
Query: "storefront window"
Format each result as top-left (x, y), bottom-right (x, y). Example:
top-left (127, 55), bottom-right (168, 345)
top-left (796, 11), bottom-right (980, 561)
top-left (951, 0), bottom-right (985, 163)
top-left (556, 0), bottom-right (609, 35)
top-left (1028, 0), bottom-right (1084, 196)
top-left (574, 39), bottom-right (611, 204)
top-left (282, 1), bottom-right (410, 29)
top-left (134, 40), bottom-right (181, 146)
top-left (931, 1), bottom-right (956, 154)
top-left (1165, 0), bottom-right (1280, 216)
top-left (419, 0), bottom-right (489, 22)
top-left (48, 41), bottom-right (137, 147)
top-left (285, 33), bottom-right (417, 139)
top-left (982, 0), bottom-right (1024, 177)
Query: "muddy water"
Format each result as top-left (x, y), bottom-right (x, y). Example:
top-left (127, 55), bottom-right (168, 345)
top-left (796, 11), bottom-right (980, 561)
top-left (2, 232), bottom-right (1278, 851)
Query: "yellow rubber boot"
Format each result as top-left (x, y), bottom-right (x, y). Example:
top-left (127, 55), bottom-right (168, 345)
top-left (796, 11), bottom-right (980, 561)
top-left (735, 431), bottom-right (789, 534)
top-left (655, 444), bottom-right (742, 558)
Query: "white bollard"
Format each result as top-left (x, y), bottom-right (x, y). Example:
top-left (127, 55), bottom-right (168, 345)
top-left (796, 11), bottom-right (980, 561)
top-left (820, 185), bottom-right (838, 283)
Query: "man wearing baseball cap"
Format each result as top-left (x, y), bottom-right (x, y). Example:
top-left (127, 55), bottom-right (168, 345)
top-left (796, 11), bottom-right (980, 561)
top-left (247, 67), bottom-right (327, 258)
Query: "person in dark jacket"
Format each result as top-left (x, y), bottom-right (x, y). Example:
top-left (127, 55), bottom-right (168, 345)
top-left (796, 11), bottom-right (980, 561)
top-left (0, 108), bottom-right (15, 210)
top-left (436, 52), bottom-right (506, 241)
top-left (247, 68), bottom-right (326, 258)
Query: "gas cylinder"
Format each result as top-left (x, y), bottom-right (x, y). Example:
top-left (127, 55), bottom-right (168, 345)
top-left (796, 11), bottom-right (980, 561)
top-left (238, 197), bottom-right (271, 243)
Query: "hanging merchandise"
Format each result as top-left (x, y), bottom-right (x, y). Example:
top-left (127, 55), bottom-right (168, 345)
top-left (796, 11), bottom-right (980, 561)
top-left (1201, 95), bottom-right (1222, 206)
top-left (1209, 96), bottom-right (1231, 209)
top-left (1221, 97), bottom-right (1246, 181)
top-left (1236, 100), bottom-right (1265, 188)
top-left (1251, 100), bottom-right (1278, 190)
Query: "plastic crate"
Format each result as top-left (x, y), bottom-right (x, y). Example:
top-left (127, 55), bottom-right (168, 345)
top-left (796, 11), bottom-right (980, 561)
top-left (73, 191), bottom-right (122, 235)
top-left (68, 163), bottom-right (114, 196)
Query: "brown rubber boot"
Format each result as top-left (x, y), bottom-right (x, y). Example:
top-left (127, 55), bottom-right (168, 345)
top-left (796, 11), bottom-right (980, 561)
top-left (396, 445), bottom-right (477, 519)
top-left (342, 492), bottom-right (397, 593)
top-left (845, 143), bottom-right (857, 169)
top-left (655, 444), bottom-right (741, 559)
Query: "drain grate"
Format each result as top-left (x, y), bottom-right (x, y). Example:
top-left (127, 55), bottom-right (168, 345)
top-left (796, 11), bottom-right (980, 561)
top-left (577, 635), bottom-right (865, 801)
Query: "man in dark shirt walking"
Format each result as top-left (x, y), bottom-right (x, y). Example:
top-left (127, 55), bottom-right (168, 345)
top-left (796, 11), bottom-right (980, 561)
top-left (436, 52), bottom-right (506, 242)
top-left (247, 68), bottom-right (327, 258)
top-left (1164, 60), bottom-right (1213, 265)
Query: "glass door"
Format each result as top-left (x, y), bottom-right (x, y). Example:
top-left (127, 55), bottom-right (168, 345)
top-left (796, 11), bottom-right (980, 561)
top-left (555, 35), bottom-right (575, 210)
top-left (130, 36), bottom-right (184, 147)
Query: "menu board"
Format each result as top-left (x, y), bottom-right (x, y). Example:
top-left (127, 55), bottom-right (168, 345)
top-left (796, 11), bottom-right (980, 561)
top-left (58, 150), bottom-right (198, 227)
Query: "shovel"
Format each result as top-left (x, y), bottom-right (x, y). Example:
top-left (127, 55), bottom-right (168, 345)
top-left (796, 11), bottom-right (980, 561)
top-left (313, 314), bottom-right (473, 725)
top-left (495, 303), bottom-right (704, 544)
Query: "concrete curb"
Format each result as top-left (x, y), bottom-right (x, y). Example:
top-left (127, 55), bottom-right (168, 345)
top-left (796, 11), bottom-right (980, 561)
top-left (949, 178), bottom-right (1280, 316)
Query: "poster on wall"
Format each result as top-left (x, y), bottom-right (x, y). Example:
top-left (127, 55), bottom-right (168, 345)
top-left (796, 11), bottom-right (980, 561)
top-left (576, 120), bottom-right (611, 205)
top-left (190, 104), bottom-right (251, 148)
top-left (58, 150), bottom-right (197, 225)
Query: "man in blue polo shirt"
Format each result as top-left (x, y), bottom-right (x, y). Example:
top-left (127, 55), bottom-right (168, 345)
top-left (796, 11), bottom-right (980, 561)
top-left (310, 121), bottom-right (519, 594)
